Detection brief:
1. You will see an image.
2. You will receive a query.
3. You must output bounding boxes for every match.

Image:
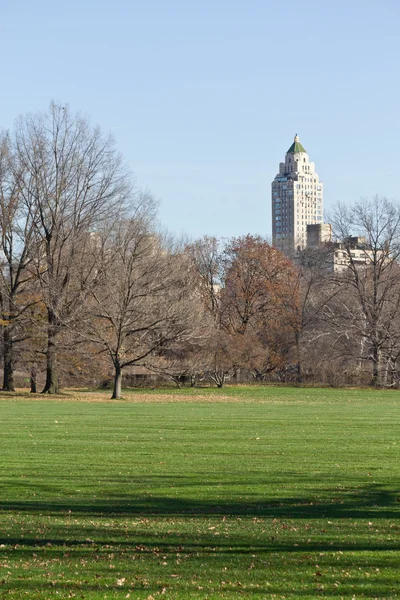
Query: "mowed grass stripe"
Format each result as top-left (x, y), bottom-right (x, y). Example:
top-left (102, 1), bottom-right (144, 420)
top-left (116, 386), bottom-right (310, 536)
top-left (0, 387), bottom-right (400, 598)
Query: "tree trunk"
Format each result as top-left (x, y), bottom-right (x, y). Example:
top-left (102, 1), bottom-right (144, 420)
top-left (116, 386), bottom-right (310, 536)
top-left (371, 344), bottom-right (380, 387)
top-left (30, 364), bottom-right (37, 393)
top-left (212, 370), bottom-right (225, 388)
top-left (232, 366), bottom-right (238, 383)
top-left (295, 331), bottom-right (302, 384)
top-left (171, 376), bottom-right (182, 388)
top-left (112, 363), bottom-right (122, 399)
top-left (2, 325), bottom-right (15, 391)
top-left (42, 309), bottom-right (59, 393)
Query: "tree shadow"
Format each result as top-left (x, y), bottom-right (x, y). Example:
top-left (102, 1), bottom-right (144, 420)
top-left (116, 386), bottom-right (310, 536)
top-left (0, 481), bottom-right (399, 519)
top-left (1, 482), bottom-right (399, 598)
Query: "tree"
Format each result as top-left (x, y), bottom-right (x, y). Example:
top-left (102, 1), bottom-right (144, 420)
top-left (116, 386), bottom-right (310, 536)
top-left (186, 235), bottom-right (302, 386)
top-left (289, 245), bottom-right (341, 383)
top-left (0, 132), bottom-right (37, 390)
top-left (13, 102), bottom-right (130, 393)
top-left (219, 235), bottom-right (299, 380)
top-left (84, 205), bottom-right (207, 399)
top-left (186, 236), bottom-right (236, 386)
top-left (330, 197), bottom-right (400, 386)
top-left (186, 236), bottom-right (221, 314)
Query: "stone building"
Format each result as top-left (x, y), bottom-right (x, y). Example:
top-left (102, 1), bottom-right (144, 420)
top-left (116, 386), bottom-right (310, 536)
top-left (272, 134), bottom-right (323, 249)
top-left (306, 227), bottom-right (381, 273)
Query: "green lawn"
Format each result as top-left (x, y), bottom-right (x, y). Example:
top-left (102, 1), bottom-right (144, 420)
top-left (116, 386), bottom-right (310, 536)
top-left (1, 386), bottom-right (400, 598)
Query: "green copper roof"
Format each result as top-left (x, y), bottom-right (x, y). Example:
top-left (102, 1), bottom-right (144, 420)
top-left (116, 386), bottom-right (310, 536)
top-left (287, 134), bottom-right (306, 154)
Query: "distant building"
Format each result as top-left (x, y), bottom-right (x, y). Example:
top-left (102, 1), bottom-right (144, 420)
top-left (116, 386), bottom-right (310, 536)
top-left (331, 237), bottom-right (379, 273)
top-left (272, 134), bottom-right (323, 249)
top-left (307, 230), bottom-right (381, 273)
top-left (306, 223), bottom-right (332, 247)
top-left (271, 136), bottom-right (378, 272)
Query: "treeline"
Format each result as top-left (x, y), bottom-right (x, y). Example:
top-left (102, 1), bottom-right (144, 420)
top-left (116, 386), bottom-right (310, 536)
top-left (1, 104), bottom-right (400, 396)
top-left (187, 205), bottom-right (400, 390)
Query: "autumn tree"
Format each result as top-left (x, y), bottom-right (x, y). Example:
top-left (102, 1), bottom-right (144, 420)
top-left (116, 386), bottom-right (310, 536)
top-left (186, 235), bottom-right (302, 386)
top-left (219, 235), bottom-right (299, 380)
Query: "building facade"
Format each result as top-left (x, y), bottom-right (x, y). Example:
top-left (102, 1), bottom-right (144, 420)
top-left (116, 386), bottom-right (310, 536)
top-left (306, 223), bottom-right (332, 247)
top-left (306, 228), bottom-right (382, 273)
top-left (272, 135), bottom-right (323, 249)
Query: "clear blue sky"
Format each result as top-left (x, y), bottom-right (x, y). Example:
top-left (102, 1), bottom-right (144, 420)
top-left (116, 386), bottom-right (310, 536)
top-left (1, 0), bottom-right (399, 240)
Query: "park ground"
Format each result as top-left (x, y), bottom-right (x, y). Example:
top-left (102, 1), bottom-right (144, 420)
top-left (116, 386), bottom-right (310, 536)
top-left (1, 386), bottom-right (400, 599)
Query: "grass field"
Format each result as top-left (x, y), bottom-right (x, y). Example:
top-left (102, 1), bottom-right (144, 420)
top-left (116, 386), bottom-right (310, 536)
top-left (1, 386), bottom-right (400, 599)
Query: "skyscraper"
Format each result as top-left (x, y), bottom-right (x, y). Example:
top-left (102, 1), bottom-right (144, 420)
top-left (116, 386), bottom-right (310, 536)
top-left (271, 135), bottom-right (323, 249)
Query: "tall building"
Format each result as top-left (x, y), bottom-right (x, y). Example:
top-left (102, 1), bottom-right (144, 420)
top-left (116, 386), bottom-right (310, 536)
top-left (272, 135), bottom-right (323, 249)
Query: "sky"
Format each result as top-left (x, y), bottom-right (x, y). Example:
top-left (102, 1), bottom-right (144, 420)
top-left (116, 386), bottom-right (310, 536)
top-left (1, 0), bottom-right (399, 240)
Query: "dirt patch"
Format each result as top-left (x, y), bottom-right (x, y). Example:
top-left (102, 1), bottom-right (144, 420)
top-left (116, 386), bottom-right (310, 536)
top-left (0, 389), bottom-right (237, 403)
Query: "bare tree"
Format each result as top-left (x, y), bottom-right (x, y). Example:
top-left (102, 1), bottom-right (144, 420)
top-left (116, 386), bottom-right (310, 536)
top-left (83, 205), bottom-right (207, 399)
top-left (289, 245), bottom-right (342, 383)
top-left (0, 132), bottom-right (37, 390)
top-left (12, 102), bottom-right (130, 393)
top-left (186, 236), bottom-right (221, 313)
top-left (330, 197), bottom-right (400, 386)
top-left (186, 236), bottom-right (234, 386)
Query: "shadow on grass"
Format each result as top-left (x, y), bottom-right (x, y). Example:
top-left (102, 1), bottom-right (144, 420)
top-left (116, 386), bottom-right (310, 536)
top-left (2, 530), bottom-right (400, 555)
top-left (0, 580), bottom-right (397, 599)
top-left (1, 484), bottom-right (399, 598)
top-left (0, 535), bottom-right (398, 599)
top-left (1, 482), bottom-right (399, 519)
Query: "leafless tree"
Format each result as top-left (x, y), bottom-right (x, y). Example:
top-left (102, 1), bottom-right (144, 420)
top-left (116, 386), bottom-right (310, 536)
top-left (186, 236), bottom-right (235, 386)
top-left (330, 196), bottom-right (400, 386)
top-left (186, 236), bottom-right (222, 313)
top-left (0, 132), bottom-right (38, 390)
top-left (83, 204), bottom-right (208, 399)
top-left (12, 102), bottom-right (130, 393)
top-left (290, 245), bottom-right (342, 383)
